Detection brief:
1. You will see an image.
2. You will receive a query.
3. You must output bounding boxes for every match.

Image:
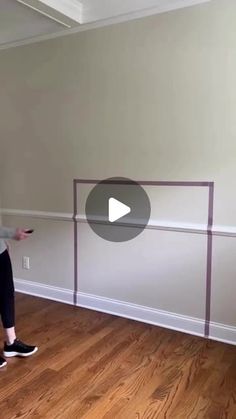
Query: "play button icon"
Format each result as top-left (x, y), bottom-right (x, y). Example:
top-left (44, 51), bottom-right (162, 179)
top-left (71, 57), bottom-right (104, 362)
top-left (85, 177), bottom-right (151, 242)
top-left (108, 198), bottom-right (131, 223)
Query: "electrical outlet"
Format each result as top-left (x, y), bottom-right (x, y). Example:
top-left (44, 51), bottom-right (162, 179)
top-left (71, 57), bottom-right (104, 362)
top-left (22, 256), bottom-right (30, 270)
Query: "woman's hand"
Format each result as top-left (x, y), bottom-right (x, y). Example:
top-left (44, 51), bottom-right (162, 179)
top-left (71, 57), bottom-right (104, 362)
top-left (14, 229), bottom-right (31, 241)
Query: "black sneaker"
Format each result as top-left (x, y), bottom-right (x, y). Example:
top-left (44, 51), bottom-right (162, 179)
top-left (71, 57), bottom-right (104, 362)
top-left (3, 339), bottom-right (38, 358)
top-left (0, 356), bottom-right (7, 368)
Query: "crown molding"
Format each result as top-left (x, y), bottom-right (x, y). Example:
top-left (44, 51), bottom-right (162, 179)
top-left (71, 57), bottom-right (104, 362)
top-left (16, 0), bottom-right (82, 27)
top-left (38, 0), bottom-right (82, 23)
top-left (0, 0), bottom-right (211, 51)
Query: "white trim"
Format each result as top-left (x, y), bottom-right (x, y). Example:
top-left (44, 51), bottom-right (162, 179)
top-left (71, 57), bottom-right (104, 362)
top-left (15, 278), bottom-right (74, 304)
top-left (0, 0), bottom-right (211, 51)
top-left (0, 208), bottom-right (72, 221)
top-left (209, 323), bottom-right (236, 346)
top-left (76, 290), bottom-right (204, 337)
top-left (14, 278), bottom-right (236, 345)
top-left (212, 225), bottom-right (236, 238)
top-left (2, 207), bottom-right (236, 237)
top-left (16, 0), bottom-right (72, 28)
top-left (37, 0), bottom-right (82, 23)
top-left (76, 214), bottom-right (208, 235)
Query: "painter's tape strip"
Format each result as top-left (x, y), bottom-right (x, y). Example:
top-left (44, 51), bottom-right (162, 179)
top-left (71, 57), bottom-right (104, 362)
top-left (204, 183), bottom-right (214, 338)
top-left (73, 179), bottom-right (215, 341)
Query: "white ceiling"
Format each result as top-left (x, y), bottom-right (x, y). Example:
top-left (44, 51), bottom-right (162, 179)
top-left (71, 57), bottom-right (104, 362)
top-left (80, 0), bottom-right (209, 23)
top-left (0, 0), bottom-right (211, 49)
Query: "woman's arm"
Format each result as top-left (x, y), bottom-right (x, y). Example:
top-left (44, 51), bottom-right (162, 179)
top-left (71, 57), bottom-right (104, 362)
top-left (0, 227), bottom-right (16, 239)
top-left (0, 227), bottom-right (30, 240)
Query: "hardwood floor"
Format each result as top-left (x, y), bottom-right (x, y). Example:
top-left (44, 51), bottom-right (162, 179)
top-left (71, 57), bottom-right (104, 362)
top-left (0, 294), bottom-right (235, 418)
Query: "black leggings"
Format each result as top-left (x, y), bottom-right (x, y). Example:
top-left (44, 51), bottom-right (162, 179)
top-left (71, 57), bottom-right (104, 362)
top-left (0, 250), bottom-right (15, 328)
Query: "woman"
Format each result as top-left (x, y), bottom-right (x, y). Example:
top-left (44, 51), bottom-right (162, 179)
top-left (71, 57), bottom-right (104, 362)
top-left (0, 226), bottom-right (38, 368)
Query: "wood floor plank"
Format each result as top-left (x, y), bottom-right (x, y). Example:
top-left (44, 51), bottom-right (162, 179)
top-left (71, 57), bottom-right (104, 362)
top-left (0, 368), bottom-right (59, 419)
top-left (0, 294), bottom-right (235, 419)
top-left (56, 326), bottom-right (169, 418)
top-left (0, 318), bottom-right (117, 403)
top-left (34, 322), bottom-right (150, 417)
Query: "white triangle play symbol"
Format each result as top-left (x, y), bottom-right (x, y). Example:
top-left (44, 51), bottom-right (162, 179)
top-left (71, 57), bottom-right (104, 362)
top-left (108, 197), bottom-right (131, 223)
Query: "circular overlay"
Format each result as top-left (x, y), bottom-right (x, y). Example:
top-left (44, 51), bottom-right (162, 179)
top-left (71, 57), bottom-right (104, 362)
top-left (85, 177), bottom-right (151, 242)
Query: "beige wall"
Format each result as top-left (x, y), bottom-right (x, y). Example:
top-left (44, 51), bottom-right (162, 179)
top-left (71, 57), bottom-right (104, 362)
top-left (3, 215), bottom-right (74, 290)
top-left (1, 0), bottom-right (236, 331)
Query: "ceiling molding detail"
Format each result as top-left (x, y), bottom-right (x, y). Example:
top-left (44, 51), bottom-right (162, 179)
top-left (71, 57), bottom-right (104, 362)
top-left (38, 0), bottom-right (82, 23)
top-left (0, 0), bottom-right (211, 51)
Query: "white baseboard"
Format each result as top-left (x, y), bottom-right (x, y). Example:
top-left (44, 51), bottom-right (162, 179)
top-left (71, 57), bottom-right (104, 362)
top-left (76, 289), bottom-right (205, 337)
top-left (209, 323), bottom-right (236, 346)
top-left (14, 278), bottom-right (74, 305)
top-left (14, 278), bottom-right (236, 346)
